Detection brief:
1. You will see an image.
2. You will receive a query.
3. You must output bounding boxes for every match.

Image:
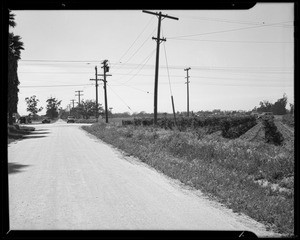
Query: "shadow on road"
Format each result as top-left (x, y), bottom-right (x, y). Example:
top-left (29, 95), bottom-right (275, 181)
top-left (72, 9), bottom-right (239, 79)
top-left (22, 129), bottom-right (50, 139)
top-left (28, 131), bottom-right (50, 135)
top-left (22, 135), bottom-right (48, 139)
top-left (8, 162), bottom-right (30, 174)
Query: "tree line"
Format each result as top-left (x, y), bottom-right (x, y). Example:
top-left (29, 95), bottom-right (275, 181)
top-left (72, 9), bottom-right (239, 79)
top-left (25, 95), bottom-right (61, 119)
top-left (253, 93), bottom-right (294, 115)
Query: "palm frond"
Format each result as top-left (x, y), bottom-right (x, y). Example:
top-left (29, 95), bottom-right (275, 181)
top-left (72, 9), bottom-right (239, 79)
top-left (9, 11), bottom-right (16, 28)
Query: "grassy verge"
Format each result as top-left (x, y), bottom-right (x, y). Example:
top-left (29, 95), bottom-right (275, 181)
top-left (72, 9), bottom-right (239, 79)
top-left (82, 123), bottom-right (294, 236)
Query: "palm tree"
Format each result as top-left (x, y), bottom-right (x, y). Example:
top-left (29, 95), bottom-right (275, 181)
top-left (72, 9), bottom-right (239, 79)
top-left (8, 10), bottom-right (24, 125)
top-left (9, 12), bottom-right (16, 28)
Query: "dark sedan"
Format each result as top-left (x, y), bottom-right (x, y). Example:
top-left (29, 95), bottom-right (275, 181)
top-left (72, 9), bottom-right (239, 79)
top-left (42, 118), bottom-right (51, 123)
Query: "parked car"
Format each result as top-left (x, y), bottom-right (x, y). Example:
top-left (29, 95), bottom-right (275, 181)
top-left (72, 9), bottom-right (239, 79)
top-left (18, 116), bottom-right (31, 124)
top-left (67, 115), bottom-right (75, 123)
top-left (42, 118), bottom-right (51, 123)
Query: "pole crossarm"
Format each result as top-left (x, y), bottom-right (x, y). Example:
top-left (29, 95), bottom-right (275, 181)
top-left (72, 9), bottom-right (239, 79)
top-left (152, 37), bottom-right (166, 43)
top-left (142, 10), bottom-right (179, 20)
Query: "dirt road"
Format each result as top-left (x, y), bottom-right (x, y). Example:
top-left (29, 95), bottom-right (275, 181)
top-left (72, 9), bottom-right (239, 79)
top-left (8, 119), bottom-right (279, 236)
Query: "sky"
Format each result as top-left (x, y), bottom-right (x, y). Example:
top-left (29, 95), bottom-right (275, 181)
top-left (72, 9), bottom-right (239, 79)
top-left (11, 3), bottom-right (294, 116)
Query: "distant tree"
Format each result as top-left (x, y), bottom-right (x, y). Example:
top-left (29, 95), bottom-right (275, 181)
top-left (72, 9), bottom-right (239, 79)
top-left (25, 95), bottom-right (43, 119)
top-left (8, 10), bottom-right (25, 125)
top-left (271, 94), bottom-right (288, 115)
top-left (46, 97), bottom-right (61, 119)
top-left (70, 100), bottom-right (103, 119)
top-left (256, 100), bottom-right (272, 113)
top-left (82, 100), bottom-right (103, 119)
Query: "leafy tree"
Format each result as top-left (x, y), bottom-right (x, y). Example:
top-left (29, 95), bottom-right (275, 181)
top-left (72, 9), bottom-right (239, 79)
top-left (25, 95), bottom-right (43, 118)
top-left (255, 94), bottom-right (288, 115)
top-left (256, 100), bottom-right (272, 113)
top-left (70, 100), bottom-right (103, 119)
top-left (46, 97), bottom-right (61, 119)
top-left (271, 94), bottom-right (288, 115)
top-left (8, 10), bottom-right (24, 125)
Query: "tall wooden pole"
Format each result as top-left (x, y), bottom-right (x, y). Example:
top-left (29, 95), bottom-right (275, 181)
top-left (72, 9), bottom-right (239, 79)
top-left (184, 67), bottom-right (191, 117)
top-left (142, 10), bottom-right (178, 125)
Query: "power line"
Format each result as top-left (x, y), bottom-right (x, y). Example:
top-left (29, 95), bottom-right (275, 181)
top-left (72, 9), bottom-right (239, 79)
top-left (19, 67), bottom-right (293, 74)
top-left (18, 72), bottom-right (291, 85)
top-left (114, 81), bottom-right (292, 88)
top-left (119, 48), bottom-right (156, 85)
top-left (174, 13), bottom-right (293, 28)
top-left (118, 27), bottom-right (157, 66)
top-left (116, 16), bottom-right (155, 64)
top-left (19, 61), bottom-right (293, 73)
top-left (121, 85), bottom-right (153, 95)
top-left (162, 41), bottom-right (173, 95)
top-left (20, 59), bottom-right (102, 63)
top-left (107, 84), bottom-right (133, 112)
top-left (19, 84), bottom-right (93, 88)
top-left (168, 38), bottom-right (293, 44)
top-left (113, 48), bottom-right (156, 83)
top-left (168, 21), bottom-right (293, 39)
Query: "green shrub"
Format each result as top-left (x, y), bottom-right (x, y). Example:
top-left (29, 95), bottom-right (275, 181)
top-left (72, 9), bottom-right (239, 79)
top-left (263, 119), bottom-right (284, 145)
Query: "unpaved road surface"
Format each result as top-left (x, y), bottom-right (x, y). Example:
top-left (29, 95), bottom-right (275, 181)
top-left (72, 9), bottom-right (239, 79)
top-left (8, 120), bottom-right (280, 236)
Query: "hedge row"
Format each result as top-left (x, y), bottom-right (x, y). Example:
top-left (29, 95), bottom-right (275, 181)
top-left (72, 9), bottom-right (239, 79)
top-left (122, 115), bottom-right (257, 139)
top-left (263, 118), bottom-right (284, 145)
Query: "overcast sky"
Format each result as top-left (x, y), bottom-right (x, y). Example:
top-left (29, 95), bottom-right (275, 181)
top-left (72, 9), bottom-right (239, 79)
top-left (12, 3), bottom-right (294, 116)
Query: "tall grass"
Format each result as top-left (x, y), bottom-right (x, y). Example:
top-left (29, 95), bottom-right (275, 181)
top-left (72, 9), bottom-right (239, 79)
top-left (82, 123), bottom-right (294, 236)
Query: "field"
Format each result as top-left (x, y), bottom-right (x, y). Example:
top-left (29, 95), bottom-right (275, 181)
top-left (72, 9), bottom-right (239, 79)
top-left (82, 114), bottom-right (294, 236)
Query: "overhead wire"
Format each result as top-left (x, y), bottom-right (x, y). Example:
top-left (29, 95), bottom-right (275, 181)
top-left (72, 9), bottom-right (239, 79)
top-left (115, 16), bottom-right (155, 66)
top-left (173, 13), bottom-right (293, 28)
top-left (118, 48), bottom-right (156, 85)
top-left (117, 27), bottom-right (157, 67)
top-left (107, 84), bottom-right (133, 112)
top-left (162, 29), bottom-right (173, 96)
top-left (168, 21), bottom-right (293, 39)
top-left (19, 61), bottom-right (293, 73)
top-left (168, 38), bottom-right (293, 44)
top-left (19, 83), bottom-right (94, 88)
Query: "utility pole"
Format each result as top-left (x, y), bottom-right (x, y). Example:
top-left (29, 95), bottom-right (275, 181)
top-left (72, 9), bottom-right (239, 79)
top-left (90, 66), bottom-right (99, 122)
top-left (70, 99), bottom-right (75, 109)
top-left (142, 10), bottom-right (178, 125)
top-left (184, 67), bottom-right (191, 117)
top-left (75, 90), bottom-right (83, 106)
top-left (98, 60), bottom-right (112, 123)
